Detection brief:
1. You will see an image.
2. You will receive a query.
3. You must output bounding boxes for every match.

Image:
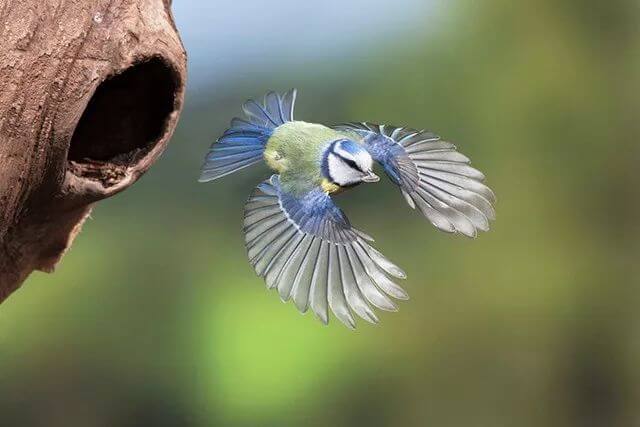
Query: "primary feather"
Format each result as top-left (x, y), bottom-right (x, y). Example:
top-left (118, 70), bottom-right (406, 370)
top-left (244, 176), bottom-right (407, 328)
top-left (335, 122), bottom-right (496, 237)
top-left (200, 90), bottom-right (496, 328)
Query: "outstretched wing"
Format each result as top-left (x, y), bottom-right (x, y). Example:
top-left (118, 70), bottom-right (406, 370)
top-left (335, 123), bottom-right (496, 238)
top-left (199, 89), bottom-right (297, 182)
top-left (244, 175), bottom-right (408, 329)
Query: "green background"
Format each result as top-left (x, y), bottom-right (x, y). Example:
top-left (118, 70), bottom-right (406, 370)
top-left (1, 1), bottom-right (639, 426)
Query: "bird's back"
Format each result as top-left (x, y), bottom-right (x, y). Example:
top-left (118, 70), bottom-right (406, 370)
top-left (264, 121), bottom-right (345, 193)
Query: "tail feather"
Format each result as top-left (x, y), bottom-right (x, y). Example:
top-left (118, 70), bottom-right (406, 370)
top-left (199, 89), bottom-right (297, 182)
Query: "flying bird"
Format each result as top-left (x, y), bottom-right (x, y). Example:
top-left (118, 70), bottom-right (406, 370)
top-left (199, 90), bottom-right (495, 328)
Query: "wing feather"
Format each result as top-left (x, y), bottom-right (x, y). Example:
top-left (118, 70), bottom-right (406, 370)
top-left (354, 243), bottom-right (409, 300)
top-left (327, 245), bottom-right (356, 329)
top-left (243, 176), bottom-right (408, 328)
top-left (276, 235), bottom-right (314, 296)
top-left (264, 234), bottom-right (305, 290)
top-left (334, 122), bottom-right (495, 237)
top-left (346, 245), bottom-right (397, 312)
top-left (291, 238), bottom-right (322, 307)
top-left (310, 242), bottom-right (330, 324)
top-left (339, 246), bottom-right (378, 324)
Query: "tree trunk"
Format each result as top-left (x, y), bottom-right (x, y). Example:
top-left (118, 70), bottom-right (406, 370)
top-left (0, 0), bottom-right (187, 302)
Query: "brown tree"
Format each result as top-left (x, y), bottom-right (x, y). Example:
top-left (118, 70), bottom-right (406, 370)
top-left (0, 0), bottom-right (187, 302)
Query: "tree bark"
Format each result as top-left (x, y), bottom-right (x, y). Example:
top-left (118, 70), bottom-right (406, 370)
top-left (0, 0), bottom-right (187, 302)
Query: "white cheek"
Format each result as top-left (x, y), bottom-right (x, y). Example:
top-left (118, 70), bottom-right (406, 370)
top-left (355, 152), bottom-right (373, 171)
top-left (328, 155), bottom-right (361, 185)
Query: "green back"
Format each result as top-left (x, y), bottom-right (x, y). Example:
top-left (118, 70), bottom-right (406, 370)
top-left (265, 121), bottom-right (347, 194)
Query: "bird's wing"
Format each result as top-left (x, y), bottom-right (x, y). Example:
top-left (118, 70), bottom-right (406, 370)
top-left (335, 123), bottom-right (495, 237)
top-left (200, 89), bottom-right (297, 182)
top-left (241, 88), bottom-right (297, 128)
top-left (244, 175), bottom-right (408, 329)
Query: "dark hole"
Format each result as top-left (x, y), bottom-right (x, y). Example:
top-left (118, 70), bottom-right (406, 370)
top-left (68, 57), bottom-right (177, 164)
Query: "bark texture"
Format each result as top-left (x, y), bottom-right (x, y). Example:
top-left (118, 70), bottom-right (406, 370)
top-left (0, 0), bottom-right (186, 302)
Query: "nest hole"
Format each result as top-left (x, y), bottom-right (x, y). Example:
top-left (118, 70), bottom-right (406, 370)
top-left (68, 57), bottom-right (178, 166)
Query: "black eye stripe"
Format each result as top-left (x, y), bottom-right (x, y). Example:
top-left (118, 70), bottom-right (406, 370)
top-left (338, 156), bottom-right (361, 172)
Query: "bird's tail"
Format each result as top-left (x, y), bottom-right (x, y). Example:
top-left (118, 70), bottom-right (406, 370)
top-left (199, 89), bottom-right (297, 182)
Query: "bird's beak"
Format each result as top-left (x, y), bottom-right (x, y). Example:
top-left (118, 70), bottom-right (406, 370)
top-left (362, 171), bottom-right (380, 183)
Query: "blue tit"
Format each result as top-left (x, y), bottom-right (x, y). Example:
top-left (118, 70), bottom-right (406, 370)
top-left (199, 90), bottom-right (496, 329)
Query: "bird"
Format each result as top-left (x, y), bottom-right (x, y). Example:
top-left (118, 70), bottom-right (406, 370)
top-left (199, 89), bottom-right (495, 329)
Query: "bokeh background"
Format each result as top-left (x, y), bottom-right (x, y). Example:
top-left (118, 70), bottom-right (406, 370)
top-left (2, 0), bottom-right (639, 426)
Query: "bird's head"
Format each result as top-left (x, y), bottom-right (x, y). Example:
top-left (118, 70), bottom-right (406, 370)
top-left (321, 139), bottom-right (379, 187)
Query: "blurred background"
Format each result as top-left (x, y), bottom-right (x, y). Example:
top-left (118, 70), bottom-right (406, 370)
top-left (1, 0), bottom-right (639, 426)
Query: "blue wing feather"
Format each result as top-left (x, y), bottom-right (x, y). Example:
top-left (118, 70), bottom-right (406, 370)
top-left (334, 122), bottom-right (495, 238)
top-left (199, 90), bottom-right (298, 182)
top-left (243, 176), bottom-right (407, 328)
